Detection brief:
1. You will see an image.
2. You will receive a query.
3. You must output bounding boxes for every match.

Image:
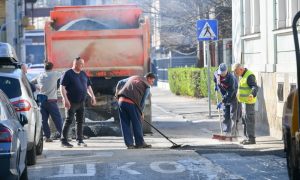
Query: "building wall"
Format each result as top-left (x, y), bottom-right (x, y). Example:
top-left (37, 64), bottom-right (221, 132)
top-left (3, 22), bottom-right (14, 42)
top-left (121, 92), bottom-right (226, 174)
top-left (232, 0), bottom-right (299, 138)
top-left (0, 1), bottom-right (5, 41)
top-left (3, 0), bottom-right (25, 60)
top-left (0, 1), bottom-right (5, 23)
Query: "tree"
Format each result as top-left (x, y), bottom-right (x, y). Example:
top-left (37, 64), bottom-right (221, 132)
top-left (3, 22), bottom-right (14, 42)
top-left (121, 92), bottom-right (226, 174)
top-left (132, 0), bottom-right (232, 54)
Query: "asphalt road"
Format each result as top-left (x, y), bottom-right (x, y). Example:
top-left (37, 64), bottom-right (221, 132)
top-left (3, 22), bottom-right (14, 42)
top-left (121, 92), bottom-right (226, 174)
top-left (28, 87), bottom-right (288, 180)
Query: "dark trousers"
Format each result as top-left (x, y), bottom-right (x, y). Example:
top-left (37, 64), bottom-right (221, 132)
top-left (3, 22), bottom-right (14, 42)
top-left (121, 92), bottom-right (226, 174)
top-left (61, 102), bottom-right (85, 142)
top-left (222, 96), bottom-right (238, 132)
top-left (242, 103), bottom-right (256, 140)
top-left (118, 101), bottom-right (144, 146)
top-left (40, 101), bottom-right (63, 138)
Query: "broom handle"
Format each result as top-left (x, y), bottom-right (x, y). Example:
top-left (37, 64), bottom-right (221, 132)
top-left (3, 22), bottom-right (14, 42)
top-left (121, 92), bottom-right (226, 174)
top-left (216, 91), bottom-right (223, 135)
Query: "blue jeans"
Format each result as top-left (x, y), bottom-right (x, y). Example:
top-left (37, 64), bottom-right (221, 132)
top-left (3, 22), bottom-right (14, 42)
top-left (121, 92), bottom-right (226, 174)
top-left (118, 101), bottom-right (144, 146)
top-left (40, 101), bottom-right (63, 138)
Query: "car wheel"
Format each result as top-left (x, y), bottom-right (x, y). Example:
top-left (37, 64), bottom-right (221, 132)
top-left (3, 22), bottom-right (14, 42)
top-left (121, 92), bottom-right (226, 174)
top-left (36, 130), bottom-right (43, 155)
top-left (20, 160), bottom-right (28, 180)
top-left (27, 142), bottom-right (37, 166)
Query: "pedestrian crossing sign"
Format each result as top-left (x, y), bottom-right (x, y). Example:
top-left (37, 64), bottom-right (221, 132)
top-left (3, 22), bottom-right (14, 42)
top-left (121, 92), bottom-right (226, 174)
top-left (197, 19), bottom-right (218, 41)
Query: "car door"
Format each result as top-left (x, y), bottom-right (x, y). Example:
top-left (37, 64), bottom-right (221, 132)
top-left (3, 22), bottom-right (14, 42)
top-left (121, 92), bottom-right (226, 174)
top-left (21, 75), bottom-right (42, 144)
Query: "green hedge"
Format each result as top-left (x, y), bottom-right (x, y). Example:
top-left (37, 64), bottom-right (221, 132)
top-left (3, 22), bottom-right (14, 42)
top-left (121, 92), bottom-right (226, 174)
top-left (168, 67), bottom-right (218, 100)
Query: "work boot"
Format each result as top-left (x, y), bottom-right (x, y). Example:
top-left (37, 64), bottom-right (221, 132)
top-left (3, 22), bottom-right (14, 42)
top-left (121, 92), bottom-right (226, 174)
top-left (77, 141), bottom-right (87, 147)
top-left (61, 141), bottom-right (73, 148)
top-left (135, 143), bottom-right (152, 149)
top-left (241, 139), bottom-right (256, 145)
top-left (127, 145), bottom-right (136, 149)
top-left (45, 137), bottom-right (53, 142)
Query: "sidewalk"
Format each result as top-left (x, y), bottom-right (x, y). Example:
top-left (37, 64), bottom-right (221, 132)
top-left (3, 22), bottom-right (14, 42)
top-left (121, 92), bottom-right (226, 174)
top-left (149, 87), bottom-right (284, 152)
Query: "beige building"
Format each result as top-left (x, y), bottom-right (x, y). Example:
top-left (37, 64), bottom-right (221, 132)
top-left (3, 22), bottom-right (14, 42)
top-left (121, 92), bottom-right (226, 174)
top-left (232, 0), bottom-right (300, 138)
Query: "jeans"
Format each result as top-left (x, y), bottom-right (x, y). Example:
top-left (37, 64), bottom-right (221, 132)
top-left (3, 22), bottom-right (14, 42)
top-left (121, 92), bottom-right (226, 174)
top-left (61, 102), bottom-right (85, 142)
top-left (118, 101), bottom-right (144, 146)
top-left (40, 101), bottom-right (63, 138)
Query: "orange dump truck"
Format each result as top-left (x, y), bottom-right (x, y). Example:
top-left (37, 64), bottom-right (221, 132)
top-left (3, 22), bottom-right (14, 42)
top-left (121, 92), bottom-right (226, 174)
top-left (44, 5), bottom-right (152, 133)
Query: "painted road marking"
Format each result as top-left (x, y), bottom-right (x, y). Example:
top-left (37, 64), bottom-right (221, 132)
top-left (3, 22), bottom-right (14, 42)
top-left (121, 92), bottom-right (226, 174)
top-left (117, 162), bottom-right (141, 175)
top-left (47, 163), bottom-right (96, 178)
top-left (150, 161), bottom-right (185, 174)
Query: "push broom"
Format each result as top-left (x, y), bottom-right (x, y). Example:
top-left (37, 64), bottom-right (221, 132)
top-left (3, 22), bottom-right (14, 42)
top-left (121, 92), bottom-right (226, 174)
top-left (212, 91), bottom-right (236, 141)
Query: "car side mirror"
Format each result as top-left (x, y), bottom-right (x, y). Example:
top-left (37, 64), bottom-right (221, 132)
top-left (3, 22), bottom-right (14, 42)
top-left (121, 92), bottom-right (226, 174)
top-left (19, 114), bottom-right (28, 126)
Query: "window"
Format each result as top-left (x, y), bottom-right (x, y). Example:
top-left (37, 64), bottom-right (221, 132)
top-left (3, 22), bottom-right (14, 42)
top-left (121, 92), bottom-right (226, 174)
top-left (0, 102), bottom-right (9, 121)
top-left (243, 0), bottom-right (260, 35)
top-left (290, 83), bottom-right (297, 92)
top-left (21, 75), bottom-right (34, 99)
top-left (277, 83), bottom-right (284, 102)
top-left (274, 0), bottom-right (300, 29)
top-left (0, 77), bottom-right (21, 99)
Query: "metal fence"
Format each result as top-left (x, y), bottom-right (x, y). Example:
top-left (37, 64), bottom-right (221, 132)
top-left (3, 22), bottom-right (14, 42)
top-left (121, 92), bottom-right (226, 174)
top-left (152, 56), bottom-right (198, 82)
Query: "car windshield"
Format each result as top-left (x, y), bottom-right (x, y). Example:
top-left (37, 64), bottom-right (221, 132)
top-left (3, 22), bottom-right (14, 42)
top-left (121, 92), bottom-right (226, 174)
top-left (0, 77), bottom-right (21, 99)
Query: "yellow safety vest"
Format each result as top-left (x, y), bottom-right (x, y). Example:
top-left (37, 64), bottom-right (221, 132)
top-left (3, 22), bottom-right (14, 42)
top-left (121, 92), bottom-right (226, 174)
top-left (237, 70), bottom-right (257, 104)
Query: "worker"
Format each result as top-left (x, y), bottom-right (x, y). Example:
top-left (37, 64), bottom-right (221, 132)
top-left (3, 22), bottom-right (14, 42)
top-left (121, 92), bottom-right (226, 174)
top-left (115, 72), bottom-right (156, 149)
top-left (214, 63), bottom-right (238, 135)
top-left (232, 63), bottom-right (259, 145)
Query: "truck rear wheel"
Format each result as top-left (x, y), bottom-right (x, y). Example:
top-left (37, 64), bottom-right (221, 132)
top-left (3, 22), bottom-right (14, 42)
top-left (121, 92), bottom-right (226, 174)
top-left (143, 114), bottom-right (152, 134)
top-left (142, 97), bottom-right (152, 134)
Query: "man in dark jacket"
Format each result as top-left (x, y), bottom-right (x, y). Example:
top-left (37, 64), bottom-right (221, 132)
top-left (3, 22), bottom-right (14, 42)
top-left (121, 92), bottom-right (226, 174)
top-left (116, 72), bottom-right (156, 149)
top-left (232, 63), bottom-right (259, 145)
top-left (214, 63), bottom-right (238, 134)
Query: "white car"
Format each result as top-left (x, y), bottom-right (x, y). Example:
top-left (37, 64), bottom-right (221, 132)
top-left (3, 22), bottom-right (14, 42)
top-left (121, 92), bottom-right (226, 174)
top-left (0, 42), bottom-right (43, 166)
top-left (26, 63), bottom-right (45, 81)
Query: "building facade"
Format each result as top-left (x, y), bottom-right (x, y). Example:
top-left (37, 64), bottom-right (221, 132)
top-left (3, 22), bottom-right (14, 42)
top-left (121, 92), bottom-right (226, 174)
top-left (0, 0), bottom-right (25, 60)
top-left (232, 0), bottom-right (300, 138)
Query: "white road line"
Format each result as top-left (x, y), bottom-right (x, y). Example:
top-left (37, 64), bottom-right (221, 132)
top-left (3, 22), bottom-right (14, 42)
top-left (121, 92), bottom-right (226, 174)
top-left (152, 104), bottom-right (173, 114)
top-left (60, 164), bottom-right (73, 175)
top-left (117, 162), bottom-right (141, 175)
top-left (150, 161), bottom-right (185, 174)
top-left (47, 163), bottom-right (96, 178)
top-left (86, 163), bottom-right (96, 175)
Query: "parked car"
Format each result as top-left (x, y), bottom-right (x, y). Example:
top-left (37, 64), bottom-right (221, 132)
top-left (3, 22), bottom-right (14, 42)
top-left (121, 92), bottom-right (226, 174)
top-left (0, 42), bottom-right (43, 165)
top-left (0, 89), bottom-right (28, 180)
top-left (26, 63), bottom-right (44, 81)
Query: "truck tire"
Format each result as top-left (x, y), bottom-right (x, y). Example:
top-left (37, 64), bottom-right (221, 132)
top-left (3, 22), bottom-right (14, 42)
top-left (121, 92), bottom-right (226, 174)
top-left (142, 96), bottom-right (152, 134)
top-left (143, 114), bottom-right (152, 134)
top-left (287, 137), bottom-right (300, 180)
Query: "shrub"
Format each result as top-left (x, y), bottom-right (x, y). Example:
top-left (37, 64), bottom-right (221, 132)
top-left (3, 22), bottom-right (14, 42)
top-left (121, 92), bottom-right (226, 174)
top-left (168, 67), bottom-right (218, 99)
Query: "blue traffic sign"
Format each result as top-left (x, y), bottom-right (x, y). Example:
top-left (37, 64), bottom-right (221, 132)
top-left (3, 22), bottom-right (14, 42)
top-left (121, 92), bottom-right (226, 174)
top-left (197, 19), bottom-right (218, 41)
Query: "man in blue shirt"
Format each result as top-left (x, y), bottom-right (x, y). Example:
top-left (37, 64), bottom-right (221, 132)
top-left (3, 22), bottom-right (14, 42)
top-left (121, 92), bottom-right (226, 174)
top-left (115, 73), bottom-right (155, 149)
top-left (60, 57), bottom-right (96, 148)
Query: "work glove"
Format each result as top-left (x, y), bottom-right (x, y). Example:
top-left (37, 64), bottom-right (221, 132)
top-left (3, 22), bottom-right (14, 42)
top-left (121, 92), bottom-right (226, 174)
top-left (216, 102), bottom-right (222, 109)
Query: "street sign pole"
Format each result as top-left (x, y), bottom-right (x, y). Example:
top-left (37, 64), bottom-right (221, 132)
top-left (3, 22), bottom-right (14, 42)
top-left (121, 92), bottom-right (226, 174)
top-left (197, 19), bottom-right (218, 119)
top-left (206, 41), bottom-right (211, 118)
